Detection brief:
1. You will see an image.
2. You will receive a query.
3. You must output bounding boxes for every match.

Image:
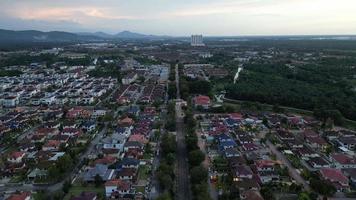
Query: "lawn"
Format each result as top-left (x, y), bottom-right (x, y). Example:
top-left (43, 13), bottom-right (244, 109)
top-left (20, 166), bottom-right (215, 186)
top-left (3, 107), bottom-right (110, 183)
top-left (9, 175), bottom-right (24, 183)
top-left (63, 185), bottom-right (105, 200)
top-left (138, 165), bottom-right (150, 181)
top-left (143, 152), bottom-right (153, 160)
top-left (135, 185), bottom-right (145, 194)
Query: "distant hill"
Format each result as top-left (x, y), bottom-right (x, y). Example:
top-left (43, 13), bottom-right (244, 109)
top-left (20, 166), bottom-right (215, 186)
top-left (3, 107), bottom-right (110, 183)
top-left (76, 31), bottom-right (114, 39)
top-left (0, 29), bottom-right (101, 43)
top-left (0, 29), bottom-right (168, 44)
top-left (78, 30), bottom-right (161, 39)
top-left (115, 31), bottom-right (151, 38)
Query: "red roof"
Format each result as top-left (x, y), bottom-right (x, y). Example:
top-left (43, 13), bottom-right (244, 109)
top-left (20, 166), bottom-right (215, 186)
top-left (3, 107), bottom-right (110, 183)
top-left (36, 128), bottom-right (57, 135)
top-left (119, 117), bottom-right (134, 126)
top-left (303, 129), bottom-right (318, 138)
top-left (44, 140), bottom-right (61, 148)
top-left (94, 156), bottom-right (117, 165)
top-left (307, 136), bottom-right (327, 145)
top-left (194, 95), bottom-right (211, 105)
top-left (128, 134), bottom-right (148, 144)
top-left (331, 153), bottom-right (356, 165)
top-left (320, 168), bottom-right (348, 185)
top-left (229, 113), bottom-right (243, 120)
top-left (7, 192), bottom-right (31, 200)
top-left (255, 160), bottom-right (276, 169)
top-left (105, 179), bottom-right (131, 191)
top-left (9, 151), bottom-right (25, 159)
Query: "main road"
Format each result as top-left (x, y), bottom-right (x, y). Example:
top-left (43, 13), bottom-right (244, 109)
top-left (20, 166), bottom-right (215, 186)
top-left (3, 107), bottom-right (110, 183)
top-left (175, 64), bottom-right (192, 200)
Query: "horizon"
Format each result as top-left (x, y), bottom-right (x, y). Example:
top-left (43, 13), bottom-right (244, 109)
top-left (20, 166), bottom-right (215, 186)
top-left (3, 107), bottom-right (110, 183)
top-left (1, 28), bottom-right (356, 38)
top-left (1, 0), bottom-right (356, 36)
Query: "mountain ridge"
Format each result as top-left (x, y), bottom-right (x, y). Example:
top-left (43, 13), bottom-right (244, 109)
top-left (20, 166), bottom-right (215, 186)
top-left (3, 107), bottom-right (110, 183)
top-left (0, 29), bottom-right (164, 43)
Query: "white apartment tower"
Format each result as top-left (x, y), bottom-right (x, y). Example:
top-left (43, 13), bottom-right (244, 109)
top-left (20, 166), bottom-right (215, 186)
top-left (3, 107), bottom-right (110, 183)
top-left (191, 35), bottom-right (205, 46)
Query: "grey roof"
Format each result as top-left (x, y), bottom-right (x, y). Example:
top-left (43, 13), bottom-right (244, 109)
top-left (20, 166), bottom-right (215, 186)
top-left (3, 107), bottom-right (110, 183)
top-left (83, 164), bottom-right (115, 181)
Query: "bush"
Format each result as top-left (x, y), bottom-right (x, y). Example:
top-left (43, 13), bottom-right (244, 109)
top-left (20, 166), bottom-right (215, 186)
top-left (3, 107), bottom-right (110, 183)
top-left (310, 178), bottom-right (336, 196)
top-left (190, 166), bottom-right (208, 185)
top-left (188, 150), bottom-right (205, 167)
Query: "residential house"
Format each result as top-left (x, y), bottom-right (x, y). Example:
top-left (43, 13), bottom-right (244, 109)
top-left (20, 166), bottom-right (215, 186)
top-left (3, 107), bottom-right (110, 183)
top-left (70, 192), bottom-right (97, 200)
top-left (128, 134), bottom-right (148, 144)
top-left (117, 168), bottom-right (137, 181)
top-left (42, 140), bottom-right (62, 151)
top-left (193, 95), bottom-right (211, 109)
top-left (117, 158), bottom-right (140, 169)
top-left (62, 128), bottom-right (82, 137)
top-left (82, 121), bottom-right (96, 132)
top-left (306, 136), bottom-right (328, 152)
top-left (7, 152), bottom-right (26, 163)
top-left (27, 168), bottom-right (47, 181)
top-left (337, 136), bottom-right (356, 150)
top-left (320, 168), bottom-right (350, 192)
top-left (105, 179), bottom-right (132, 198)
top-left (6, 192), bottom-right (31, 200)
top-left (331, 153), bottom-right (356, 169)
top-left (240, 190), bottom-right (264, 200)
top-left (118, 117), bottom-right (134, 127)
top-left (306, 157), bottom-right (331, 170)
top-left (123, 141), bottom-right (144, 152)
top-left (102, 133), bottom-right (127, 153)
top-left (83, 164), bottom-right (115, 182)
top-left (224, 148), bottom-right (240, 158)
top-left (232, 165), bottom-right (253, 181)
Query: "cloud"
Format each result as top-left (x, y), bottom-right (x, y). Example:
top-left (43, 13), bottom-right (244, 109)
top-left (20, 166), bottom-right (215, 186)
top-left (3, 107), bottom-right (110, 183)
top-left (10, 7), bottom-right (139, 21)
top-left (0, 0), bottom-right (355, 35)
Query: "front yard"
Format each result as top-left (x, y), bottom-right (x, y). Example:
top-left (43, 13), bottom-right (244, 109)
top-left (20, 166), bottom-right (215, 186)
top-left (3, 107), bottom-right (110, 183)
top-left (63, 185), bottom-right (105, 200)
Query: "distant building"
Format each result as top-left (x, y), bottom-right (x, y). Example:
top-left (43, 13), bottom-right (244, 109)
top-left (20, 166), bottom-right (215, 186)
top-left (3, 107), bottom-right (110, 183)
top-left (191, 35), bottom-right (205, 46)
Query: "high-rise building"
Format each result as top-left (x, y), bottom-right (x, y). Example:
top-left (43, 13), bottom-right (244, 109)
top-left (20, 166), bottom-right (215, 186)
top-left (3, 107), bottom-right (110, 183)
top-left (191, 35), bottom-right (205, 46)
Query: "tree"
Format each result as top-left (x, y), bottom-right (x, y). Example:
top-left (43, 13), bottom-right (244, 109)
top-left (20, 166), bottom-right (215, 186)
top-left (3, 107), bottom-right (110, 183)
top-left (57, 154), bottom-right (73, 173)
top-left (188, 150), bottom-right (205, 167)
top-left (298, 192), bottom-right (311, 200)
top-left (310, 178), bottom-right (336, 196)
top-left (260, 186), bottom-right (274, 200)
top-left (48, 165), bottom-right (61, 181)
top-left (185, 133), bottom-right (199, 151)
top-left (145, 143), bottom-right (153, 155)
top-left (166, 153), bottom-right (175, 165)
top-left (94, 174), bottom-right (103, 187)
top-left (156, 192), bottom-right (172, 200)
top-left (190, 166), bottom-right (208, 185)
top-left (192, 182), bottom-right (212, 200)
top-left (62, 180), bottom-right (72, 193)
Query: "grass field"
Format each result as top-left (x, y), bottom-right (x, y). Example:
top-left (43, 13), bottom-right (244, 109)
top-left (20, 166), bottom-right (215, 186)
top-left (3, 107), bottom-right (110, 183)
top-left (63, 185), bottom-right (105, 200)
top-left (138, 165), bottom-right (150, 181)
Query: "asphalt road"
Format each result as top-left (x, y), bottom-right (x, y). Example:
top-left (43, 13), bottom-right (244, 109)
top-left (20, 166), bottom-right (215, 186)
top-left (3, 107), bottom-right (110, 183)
top-left (175, 64), bottom-right (191, 200)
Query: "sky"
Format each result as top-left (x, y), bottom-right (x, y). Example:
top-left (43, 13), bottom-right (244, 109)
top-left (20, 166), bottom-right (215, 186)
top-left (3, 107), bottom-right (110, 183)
top-left (0, 0), bottom-right (356, 36)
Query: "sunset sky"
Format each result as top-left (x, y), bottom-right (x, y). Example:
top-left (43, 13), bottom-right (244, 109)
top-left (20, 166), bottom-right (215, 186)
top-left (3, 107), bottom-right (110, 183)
top-left (1, 0), bottom-right (355, 36)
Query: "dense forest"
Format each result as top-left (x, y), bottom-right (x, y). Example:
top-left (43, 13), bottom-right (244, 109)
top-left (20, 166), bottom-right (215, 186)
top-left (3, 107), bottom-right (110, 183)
top-left (225, 57), bottom-right (356, 122)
